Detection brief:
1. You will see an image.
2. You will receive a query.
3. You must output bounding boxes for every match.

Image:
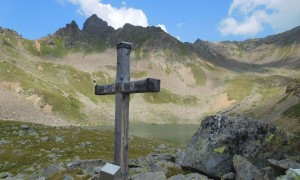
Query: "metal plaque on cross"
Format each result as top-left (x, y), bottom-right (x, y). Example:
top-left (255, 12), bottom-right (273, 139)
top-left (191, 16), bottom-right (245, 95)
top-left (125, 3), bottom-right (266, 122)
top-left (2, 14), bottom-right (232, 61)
top-left (94, 41), bottom-right (160, 180)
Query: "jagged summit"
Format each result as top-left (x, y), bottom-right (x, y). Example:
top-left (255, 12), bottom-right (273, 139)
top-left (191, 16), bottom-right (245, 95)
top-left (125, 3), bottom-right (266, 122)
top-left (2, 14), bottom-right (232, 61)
top-left (82, 14), bottom-right (114, 41)
top-left (53, 14), bottom-right (197, 60)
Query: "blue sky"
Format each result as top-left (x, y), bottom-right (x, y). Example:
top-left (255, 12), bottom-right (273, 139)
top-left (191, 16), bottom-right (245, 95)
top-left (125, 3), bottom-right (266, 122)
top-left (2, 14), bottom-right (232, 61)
top-left (0, 0), bottom-right (300, 42)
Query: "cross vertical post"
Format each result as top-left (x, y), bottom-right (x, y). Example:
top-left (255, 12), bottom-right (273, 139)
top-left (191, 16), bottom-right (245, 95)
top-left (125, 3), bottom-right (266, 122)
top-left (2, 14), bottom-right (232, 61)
top-left (94, 41), bottom-right (160, 180)
top-left (115, 42), bottom-right (131, 179)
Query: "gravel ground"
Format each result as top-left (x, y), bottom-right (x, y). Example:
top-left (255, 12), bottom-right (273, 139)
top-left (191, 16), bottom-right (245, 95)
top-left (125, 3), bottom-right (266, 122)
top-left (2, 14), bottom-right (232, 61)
top-left (0, 85), bottom-right (70, 126)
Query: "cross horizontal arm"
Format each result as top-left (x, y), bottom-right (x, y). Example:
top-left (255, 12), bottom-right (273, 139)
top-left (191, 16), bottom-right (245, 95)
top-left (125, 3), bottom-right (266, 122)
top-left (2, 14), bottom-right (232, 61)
top-left (95, 78), bottom-right (160, 95)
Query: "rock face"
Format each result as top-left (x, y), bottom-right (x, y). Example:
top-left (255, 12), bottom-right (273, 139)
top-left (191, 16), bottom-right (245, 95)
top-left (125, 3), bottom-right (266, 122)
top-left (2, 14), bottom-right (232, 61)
top-left (178, 115), bottom-right (295, 178)
top-left (233, 155), bottom-right (264, 180)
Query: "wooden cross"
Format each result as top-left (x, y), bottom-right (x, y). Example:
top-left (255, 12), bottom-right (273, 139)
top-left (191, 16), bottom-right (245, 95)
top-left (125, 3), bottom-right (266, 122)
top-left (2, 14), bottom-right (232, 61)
top-left (94, 42), bottom-right (160, 179)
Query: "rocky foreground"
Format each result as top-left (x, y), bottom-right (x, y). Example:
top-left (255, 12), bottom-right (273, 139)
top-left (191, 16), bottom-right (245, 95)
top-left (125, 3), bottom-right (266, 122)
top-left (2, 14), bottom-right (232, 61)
top-left (1, 116), bottom-right (300, 179)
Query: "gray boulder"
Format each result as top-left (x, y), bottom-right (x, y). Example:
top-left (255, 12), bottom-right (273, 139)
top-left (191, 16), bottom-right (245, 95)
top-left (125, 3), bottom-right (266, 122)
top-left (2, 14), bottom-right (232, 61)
top-left (233, 155), bottom-right (264, 180)
top-left (178, 115), bottom-right (295, 178)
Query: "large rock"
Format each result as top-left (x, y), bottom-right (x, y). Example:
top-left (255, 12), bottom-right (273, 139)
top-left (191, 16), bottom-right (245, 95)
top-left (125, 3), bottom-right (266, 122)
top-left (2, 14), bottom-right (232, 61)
top-left (178, 115), bottom-right (295, 178)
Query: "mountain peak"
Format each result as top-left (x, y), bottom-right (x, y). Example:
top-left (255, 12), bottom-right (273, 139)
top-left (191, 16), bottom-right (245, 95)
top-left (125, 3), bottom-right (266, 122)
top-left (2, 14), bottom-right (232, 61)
top-left (82, 14), bottom-right (114, 40)
top-left (66, 20), bottom-right (79, 30)
top-left (83, 14), bottom-right (110, 31)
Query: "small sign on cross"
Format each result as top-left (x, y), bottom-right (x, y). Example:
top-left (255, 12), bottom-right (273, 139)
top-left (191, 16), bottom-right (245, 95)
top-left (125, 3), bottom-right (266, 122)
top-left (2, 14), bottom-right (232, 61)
top-left (95, 42), bottom-right (160, 180)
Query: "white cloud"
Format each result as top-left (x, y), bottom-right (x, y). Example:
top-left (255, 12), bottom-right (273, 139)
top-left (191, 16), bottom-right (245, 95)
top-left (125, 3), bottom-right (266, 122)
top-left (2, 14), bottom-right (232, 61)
top-left (176, 36), bottom-right (181, 41)
top-left (219, 0), bottom-right (300, 36)
top-left (64, 0), bottom-right (148, 29)
top-left (176, 22), bottom-right (183, 29)
top-left (157, 24), bottom-right (168, 33)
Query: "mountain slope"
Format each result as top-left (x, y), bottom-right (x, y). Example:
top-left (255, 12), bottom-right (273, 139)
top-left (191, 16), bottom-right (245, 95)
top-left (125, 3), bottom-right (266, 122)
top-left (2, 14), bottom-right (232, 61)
top-left (0, 15), bottom-right (300, 133)
top-left (192, 26), bottom-right (300, 69)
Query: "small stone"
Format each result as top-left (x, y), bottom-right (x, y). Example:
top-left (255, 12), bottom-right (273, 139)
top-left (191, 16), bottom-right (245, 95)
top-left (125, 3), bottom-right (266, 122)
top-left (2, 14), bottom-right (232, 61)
top-left (63, 174), bottom-right (74, 180)
top-left (25, 166), bottom-right (35, 172)
top-left (131, 171), bottom-right (167, 180)
top-left (158, 144), bottom-right (167, 149)
top-left (40, 136), bottom-right (49, 142)
top-left (185, 173), bottom-right (211, 179)
top-left (47, 153), bottom-right (57, 159)
top-left (0, 139), bottom-right (8, 145)
top-left (42, 165), bottom-right (62, 177)
top-left (93, 166), bottom-right (102, 174)
top-left (221, 172), bottom-right (236, 180)
top-left (55, 136), bottom-right (64, 143)
top-left (19, 141), bottom-right (27, 145)
top-left (37, 177), bottom-right (46, 180)
top-left (29, 131), bottom-right (39, 137)
top-left (21, 125), bottom-right (30, 130)
top-left (0, 172), bottom-right (12, 179)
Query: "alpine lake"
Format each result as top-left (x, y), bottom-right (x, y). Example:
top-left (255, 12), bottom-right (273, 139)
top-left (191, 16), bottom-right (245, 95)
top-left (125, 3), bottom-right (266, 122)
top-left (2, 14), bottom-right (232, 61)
top-left (95, 124), bottom-right (199, 147)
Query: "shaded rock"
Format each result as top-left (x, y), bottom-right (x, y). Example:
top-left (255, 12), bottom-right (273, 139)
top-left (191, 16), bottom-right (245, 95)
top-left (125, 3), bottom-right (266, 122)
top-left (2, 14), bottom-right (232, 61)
top-left (278, 168), bottom-right (300, 180)
top-left (67, 159), bottom-right (105, 174)
top-left (284, 154), bottom-right (300, 163)
top-left (93, 166), bottom-right (102, 174)
top-left (178, 115), bottom-right (294, 178)
top-left (268, 159), bottom-right (300, 175)
top-left (260, 166), bottom-right (278, 180)
top-left (129, 167), bottom-right (149, 178)
top-left (131, 171), bottom-right (167, 180)
top-left (185, 173), bottom-right (211, 180)
top-left (129, 153), bottom-right (176, 173)
top-left (233, 155), bottom-right (264, 180)
top-left (43, 165), bottom-right (63, 177)
top-left (221, 172), bottom-right (236, 180)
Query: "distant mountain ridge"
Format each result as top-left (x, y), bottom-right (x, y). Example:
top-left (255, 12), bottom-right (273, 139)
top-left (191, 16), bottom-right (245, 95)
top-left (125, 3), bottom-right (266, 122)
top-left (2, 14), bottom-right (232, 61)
top-left (52, 14), bottom-right (300, 69)
top-left (195, 26), bottom-right (300, 69)
top-left (54, 14), bottom-right (197, 62)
